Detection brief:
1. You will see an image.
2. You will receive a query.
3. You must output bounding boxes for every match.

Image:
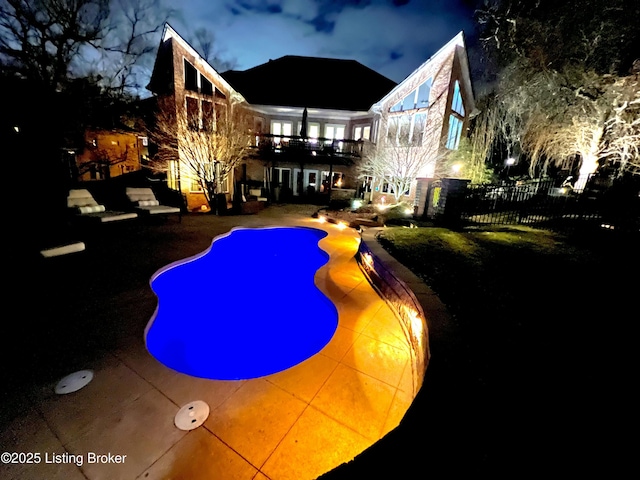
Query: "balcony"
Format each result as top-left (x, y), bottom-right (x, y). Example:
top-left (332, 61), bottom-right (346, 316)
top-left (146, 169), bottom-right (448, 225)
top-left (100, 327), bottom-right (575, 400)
top-left (253, 134), bottom-right (368, 165)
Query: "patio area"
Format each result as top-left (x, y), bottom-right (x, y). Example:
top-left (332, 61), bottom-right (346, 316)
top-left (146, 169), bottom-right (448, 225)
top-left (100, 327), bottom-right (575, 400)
top-left (1, 207), bottom-right (420, 480)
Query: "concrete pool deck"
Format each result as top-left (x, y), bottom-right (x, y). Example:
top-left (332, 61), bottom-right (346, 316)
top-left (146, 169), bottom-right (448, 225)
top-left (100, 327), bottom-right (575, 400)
top-left (1, 207), bottom-right (423, 480)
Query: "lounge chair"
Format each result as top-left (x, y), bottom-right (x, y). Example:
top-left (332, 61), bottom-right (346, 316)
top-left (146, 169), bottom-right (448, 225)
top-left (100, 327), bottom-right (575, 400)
top-left (40, 241), bottom-right (86, 258)
top-left (125, 187), bottom-right (181, 221)
top-left (67, 189), bottom-right (138, 223)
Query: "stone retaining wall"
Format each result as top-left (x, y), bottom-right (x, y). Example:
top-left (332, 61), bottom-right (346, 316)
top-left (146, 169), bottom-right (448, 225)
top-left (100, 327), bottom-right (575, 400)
top-left (355, 228), bottom-right (432, 395)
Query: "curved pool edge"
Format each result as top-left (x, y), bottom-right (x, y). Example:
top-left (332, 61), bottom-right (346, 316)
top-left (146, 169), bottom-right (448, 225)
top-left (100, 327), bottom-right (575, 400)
top-left (355, 226), bottom-right (444, 397)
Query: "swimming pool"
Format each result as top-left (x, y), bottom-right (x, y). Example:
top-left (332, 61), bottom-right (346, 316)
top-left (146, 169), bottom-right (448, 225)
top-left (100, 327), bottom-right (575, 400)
top-left (145, 226), bottom-right (339, 380)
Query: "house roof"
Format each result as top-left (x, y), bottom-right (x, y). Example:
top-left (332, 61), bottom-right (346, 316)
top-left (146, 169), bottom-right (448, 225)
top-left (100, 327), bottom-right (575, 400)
top-left (221, 56), bottom-right (397, 112)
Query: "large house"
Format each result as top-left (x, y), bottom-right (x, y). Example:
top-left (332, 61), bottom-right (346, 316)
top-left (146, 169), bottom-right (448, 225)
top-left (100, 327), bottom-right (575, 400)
top-left (147, 23), bottom-right (475, 214)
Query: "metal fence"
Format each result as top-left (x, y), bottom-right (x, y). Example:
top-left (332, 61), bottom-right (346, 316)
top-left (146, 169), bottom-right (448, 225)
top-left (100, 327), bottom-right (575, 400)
top-left (458, 178), bottom-right (639, 233)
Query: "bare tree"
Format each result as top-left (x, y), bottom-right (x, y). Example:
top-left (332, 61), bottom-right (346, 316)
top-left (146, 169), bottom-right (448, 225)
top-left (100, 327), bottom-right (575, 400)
top-left (92, 0), bottom-right (175, 98)
top-left (190, 27), bottom-right (237, 72)
top-left (490, 63), bottom-right (640, 189)
top-left (150, 98), bottom-right (253, 211)
top-left (357, 112), bottom-right (440, 205)
top-left (0, 0), bottom-right (110, 90)
top-left (473, 0), bottom-right (640, 185)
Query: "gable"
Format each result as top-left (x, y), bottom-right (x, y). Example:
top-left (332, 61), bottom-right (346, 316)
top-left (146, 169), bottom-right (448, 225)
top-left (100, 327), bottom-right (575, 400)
top-left (147, 37), bottom-right (175, 95)
top-left (147, 24), bottom-right (243, 102)
top-left (373, 32), bottom-right (474, 116)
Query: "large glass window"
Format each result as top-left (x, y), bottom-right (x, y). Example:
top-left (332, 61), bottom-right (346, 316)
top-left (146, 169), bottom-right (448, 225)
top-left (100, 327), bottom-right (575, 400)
top-left (402, 92), bottom-right (415, 111)
top-left (271, 121), bottom-right (292, 145)
top-left (387, 112), bottom-right (427, 145)
top-left (412, 112), bottom-right (427, 146)
top-left (451, 80), bottom-right (465, 116)
top-left (416, 78), bottom-right (432, 108)
top-left (354, 125), bottom-right (371, 140)
top-left (186, 97), bottom-right (199, 130)
top-left (324, 124), bottom-right (345, 140)
top-left (202, 100), bottom-right (214, 131)
top-left (184, 60), bottom-right (198, 92)
top-left (446, 115), bottom-right (463, 150)
top-left (390, 77), bottom-right (432, 113)
top-left (398, 115), bottom-right (411, 142)
top-left (308, 124), bottom-right (319, 138)
top-left (200, 75), bottom-right (213, 96)
top-left (298, 122), bottom-right (319, 138)
top-left (272, 121), bottom-right (292, 137)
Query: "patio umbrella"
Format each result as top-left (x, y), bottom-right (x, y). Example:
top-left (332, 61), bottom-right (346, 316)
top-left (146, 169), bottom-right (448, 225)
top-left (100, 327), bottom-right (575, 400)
top-left (300, 107), bottom-right (308, 138)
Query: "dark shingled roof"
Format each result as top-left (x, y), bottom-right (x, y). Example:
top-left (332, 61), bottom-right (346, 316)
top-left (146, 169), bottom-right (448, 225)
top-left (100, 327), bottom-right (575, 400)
top-left (221, 55), bottom-right (397, 111)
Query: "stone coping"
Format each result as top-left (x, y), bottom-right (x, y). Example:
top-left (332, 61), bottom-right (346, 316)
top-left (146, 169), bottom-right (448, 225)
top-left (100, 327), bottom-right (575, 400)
top-left (355, 227), bottom-right (452, 395)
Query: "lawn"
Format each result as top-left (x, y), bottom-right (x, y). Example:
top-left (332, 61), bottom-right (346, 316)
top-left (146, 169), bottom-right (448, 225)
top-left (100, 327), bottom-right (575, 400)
top-left (368, 224), bottom-right (636, 475)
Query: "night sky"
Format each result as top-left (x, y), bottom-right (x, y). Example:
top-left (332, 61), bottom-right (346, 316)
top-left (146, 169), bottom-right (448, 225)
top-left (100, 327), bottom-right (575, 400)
top-left (168, 0), bottom-right (479, 82)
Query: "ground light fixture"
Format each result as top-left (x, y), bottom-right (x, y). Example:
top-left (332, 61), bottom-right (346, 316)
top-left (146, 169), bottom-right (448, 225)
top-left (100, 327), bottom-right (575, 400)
top-left (506, 157), bottom-right (516, 177)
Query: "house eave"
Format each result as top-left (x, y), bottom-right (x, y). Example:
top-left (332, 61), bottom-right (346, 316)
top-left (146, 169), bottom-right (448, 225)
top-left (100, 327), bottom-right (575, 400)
top-left (249, 104), bottom-right (373, 121)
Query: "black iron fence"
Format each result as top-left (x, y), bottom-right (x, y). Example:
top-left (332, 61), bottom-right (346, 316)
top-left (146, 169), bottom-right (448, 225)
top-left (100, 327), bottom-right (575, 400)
top-left (456, 177), bottom-right (640, 233)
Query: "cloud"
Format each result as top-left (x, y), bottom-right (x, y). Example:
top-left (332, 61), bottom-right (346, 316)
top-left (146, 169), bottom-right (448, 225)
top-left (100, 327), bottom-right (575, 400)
top-left (171, 0), bottom-right (475, 81)
top-left (319, 1), bottom-right (471, 81)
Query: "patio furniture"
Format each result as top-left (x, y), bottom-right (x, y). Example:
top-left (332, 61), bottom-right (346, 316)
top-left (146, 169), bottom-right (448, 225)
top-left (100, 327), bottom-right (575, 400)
top-left (40, 240), bottom-right (86, 258)
top-left (67, 189), bottom-right (138, 223)
top-left (126, 187), bottom-right (182, 221)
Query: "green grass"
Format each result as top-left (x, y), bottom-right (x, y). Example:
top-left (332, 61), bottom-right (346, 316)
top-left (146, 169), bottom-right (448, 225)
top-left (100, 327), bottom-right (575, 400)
top-left (376, 224), bottom-right (635, 391)
top-left (378, 225), bottom-right (607, 316)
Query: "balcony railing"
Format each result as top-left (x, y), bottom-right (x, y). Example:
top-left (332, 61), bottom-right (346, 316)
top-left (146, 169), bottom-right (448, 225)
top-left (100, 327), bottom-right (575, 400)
top-left (254, 134), bottom-right (367, 162)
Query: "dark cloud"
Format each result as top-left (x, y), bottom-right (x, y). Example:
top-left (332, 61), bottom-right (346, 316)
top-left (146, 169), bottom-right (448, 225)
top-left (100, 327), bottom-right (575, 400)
top-left (389, 50), bottom-right (403, 60)
top-left (266, 3), bottom-right (282, 13)
top-left (392, 0), bottom-right (410, 5)
top-left (232, 0), bottom-right (284, 15)
top-left (309, 16), bottom-right (336, 33)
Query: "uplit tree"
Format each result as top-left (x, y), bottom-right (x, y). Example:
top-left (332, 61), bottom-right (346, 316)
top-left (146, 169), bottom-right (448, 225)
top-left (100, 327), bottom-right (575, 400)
top-left (474, 0), bottom-right (640, 185)
top-left (150, 98), bottom-right (253, 211)
top-left (440, 137), bottom-right (495, 184)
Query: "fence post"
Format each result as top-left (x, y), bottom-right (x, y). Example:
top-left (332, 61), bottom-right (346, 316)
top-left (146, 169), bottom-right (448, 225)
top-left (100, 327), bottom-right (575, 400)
top-left (435, 178), bottom-right (471, 228)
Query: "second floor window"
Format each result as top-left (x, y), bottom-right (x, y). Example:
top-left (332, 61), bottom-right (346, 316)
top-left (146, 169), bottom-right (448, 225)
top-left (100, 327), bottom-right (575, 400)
top-left (186, 97), bottom-right (199, 130)
top-left (354, 125), bottom-right (371, 140)
top-left (390, 77), bottom-right (432, 112)
top-left (184, 59), bottom-right (198, 92)
top-left (202, 100), bottom-right (214, 131)
top-left (324, 124), bottom-right (345, 140)
top-left (200, 75), bottom-right (213, 96)
top-left (272, 121), bottom-right (292, 137)
top-left (387, 112), bottom-right (427, 146)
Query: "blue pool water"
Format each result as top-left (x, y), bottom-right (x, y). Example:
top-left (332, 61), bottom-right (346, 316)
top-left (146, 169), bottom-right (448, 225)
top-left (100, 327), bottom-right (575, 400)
top-left (145, 226), bottom-right (338, 380)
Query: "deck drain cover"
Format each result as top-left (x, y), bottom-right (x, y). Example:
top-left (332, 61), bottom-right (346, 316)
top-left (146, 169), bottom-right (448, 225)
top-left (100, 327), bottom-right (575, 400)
top-left (55, 370), bottom-right (94, 394)
top-left (175, 400), bottom-right (210, 431)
